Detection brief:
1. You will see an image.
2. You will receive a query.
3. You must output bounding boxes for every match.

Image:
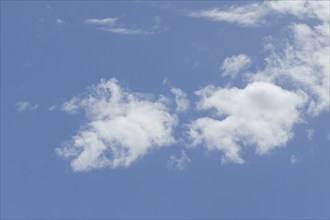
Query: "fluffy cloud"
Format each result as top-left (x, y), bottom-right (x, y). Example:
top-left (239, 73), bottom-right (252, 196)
top-left (190, 1), bottom-right (329, 116)
top-left (56, 78), bottom-right (178, 172)
top-left (188, 1), bottom-right (329, 27)
top-left (252, 21), bottom-right (329, 116)
top-left (16, 101), bottom-right (39, 112)
top-left (188, 82), bottom-right (307, 164)
top-left (170, 87), bottom-right (189, 112)
top-left (56, 1), bottom-right (328, 171)
top-left (221, 54), bottom-right (251, 78)
top-left (167, 150), bottom-right (191, 170)
top-left (188, 3), bottom-right (268, 27)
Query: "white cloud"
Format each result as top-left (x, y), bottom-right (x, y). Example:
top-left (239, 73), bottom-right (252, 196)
top-left (16, 101), bottom-right (39, 113)
top-left (290, 155), bottom-right (298, 164)
top-left (221, 54), bottom-right (251, 78)
top-left (188, 3), bottom-right (268, 27)
top-left (56, 78), bottom-right (178, 172)
top-left (189, 1), bottom-right (329, 117)
top-left (188, 82), bottom-right (307, 164)
top-left (167, 150), bottom-right (191, 170)
top-left (252, 22), bottom-right (329, 116)
top-left (100, 27), bottom-right (147, 35)
top-left (60, 97), bottom-right (80, 114)
top-left (170, 88), bottom-right (189, 112)
top-left (85, 17), bottom-right (117, 25)
top-left (85, 16), bottom-right (163, 35)
top-left (188, 1), bottom-right (329, 27)
top-left (162, 76), bottom-right (169, 85)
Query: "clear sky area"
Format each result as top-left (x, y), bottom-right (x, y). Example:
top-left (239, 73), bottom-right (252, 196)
top-left (1, 1), bottom-right (329, 219)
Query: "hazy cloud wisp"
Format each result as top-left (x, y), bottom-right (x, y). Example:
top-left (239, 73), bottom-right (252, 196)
top-left (221, 54), bottom-right (252, 78)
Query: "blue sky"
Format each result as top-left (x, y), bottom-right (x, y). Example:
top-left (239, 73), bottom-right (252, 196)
top-left (1, 1), bottom-right (329, 219)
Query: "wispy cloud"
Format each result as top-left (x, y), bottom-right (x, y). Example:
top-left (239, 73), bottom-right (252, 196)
top-left (306, 128), bottom-right (314, 141)
top-left (221, 54), bottom-right (251, 78)
top-left (56, 78), bottom-right (178, 172)
top-left (187, 1), bottom-right (329, 27)
top-left (167, 150), bottom-right (191, 170)
top-left (100, 27), bottom-right (148, 35)
top-left (16, 101), bottom-right (39, 113)
top-left (84, 16), bottom-right (164, 35)
top-left (170, 87), bottom-right (189, 112)
top-left (55, 18), bottom-right (70, 29)
top-left (55, 1), bottom-right (329, 171)
top-left (85, 17), bottom-right (117, 25)
top-left (188, 3), bottom-right (268, 27)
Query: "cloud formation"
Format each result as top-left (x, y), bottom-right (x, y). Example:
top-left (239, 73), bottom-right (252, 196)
top-left (188, 1), bottom-right (329, 27)
top-left (85, 18), bottom-right (117, 25)
top-left (56, 78), bottom-right (178, 171)
top-left (252, 21), bottom-right (329, 116)
top-left (84, 16), bottom-right (163, 35)
top-left (188, 3), bottom-right (268, 27)
top-left (188, 82), bottom-right (306, 164)
top-left (170, 88), bottom-right (189, 112)
top-left (167, 150), bottom-right (191, 170)
top-left (306, 128), bottom-right (314, 141)
top-left (16, 101), bottom-right (39, 113)
top-left (56, 1), bottom-right (329, 171)
top-left (221, 54), bottom-right (251, 78)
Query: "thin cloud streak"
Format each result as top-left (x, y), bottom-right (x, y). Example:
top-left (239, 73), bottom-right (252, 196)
top-left (84, 16), bottom-right (164, 35)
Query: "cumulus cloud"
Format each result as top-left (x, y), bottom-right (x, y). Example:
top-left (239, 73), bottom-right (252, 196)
top-left (167, 150), bottom-right (191, 170)
top-left (16, 101), bottom-right (39, 113)
top-left (252, 21), bottom-right (329, 116)
top-left (187, 1), bottom-right (329, 27)
top-left (55, 1), bottom-right (329, 171)
top-left (56, 78), bottom-right (178, 172)
top-left (190, 1), bottom-right (329, 116)
top-left (188, 82), bottom-right (307, 164)
top-left (84, 16), bottom-right (163, 35)
top-left (170, 88), bottom-right (189, 112)
top-left (221, 54), bottom-right (251, 78)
